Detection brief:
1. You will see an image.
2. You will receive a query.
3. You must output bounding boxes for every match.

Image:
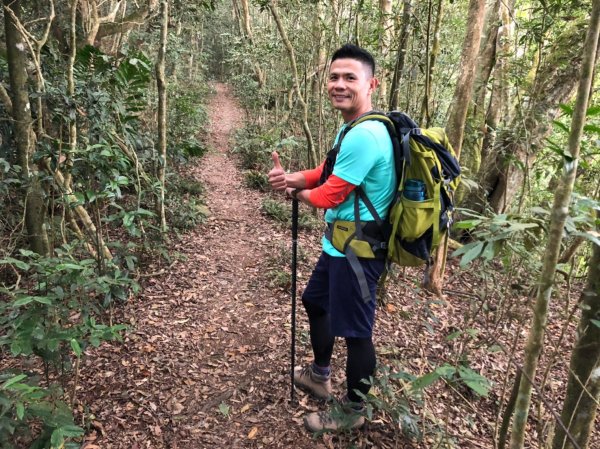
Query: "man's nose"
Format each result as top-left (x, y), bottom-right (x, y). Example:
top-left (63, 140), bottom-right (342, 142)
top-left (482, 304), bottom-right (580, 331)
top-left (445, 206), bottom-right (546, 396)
top-left (332, 78), bottom-right (345, 89)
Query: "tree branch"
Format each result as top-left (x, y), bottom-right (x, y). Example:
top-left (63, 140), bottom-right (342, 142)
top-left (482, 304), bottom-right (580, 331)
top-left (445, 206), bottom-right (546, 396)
top-left (98, 0), bottom-right (123, 24)
top-left (0, 83), bottom-right (12, 115)
top-left (96, 0), bottom-right (158, 40)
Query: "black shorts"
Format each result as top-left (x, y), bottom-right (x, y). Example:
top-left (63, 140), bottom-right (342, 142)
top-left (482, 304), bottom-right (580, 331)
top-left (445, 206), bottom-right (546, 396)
top-left (301, 252), bottom-right (385, 338)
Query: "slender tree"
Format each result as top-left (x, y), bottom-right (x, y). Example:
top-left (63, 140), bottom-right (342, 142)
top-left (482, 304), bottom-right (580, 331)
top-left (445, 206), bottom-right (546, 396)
top-left (509, 2), bottom-right (600, 446)
top-left (480, 0), bottom-right (513, 170)
top-left (419, 0), bottom-right (444, 126)
top-left (478, 17), bottom-right (590, 214)
top-left (65, 0), bottom-right (78, 190)
top-left (552, 220), bottom-right (600, 449)
top-left (239, 0), bottom-right (266, 88)
top-left (88, 0), bottom-right (159, 47)
top-left (156, 0), bottom-right (169, 233)
top-left (460, 0), bottom-right (501, 177)
top-left (424, 0), bottom-right (486, 295)
top-left (4, 0), bottom-right (50, 255)
top-left (267, 0), bottom-right (318, 167)
top-left (377, 0), bottom-right (393, 108)
top-left (389, 0), bottom-right (412, 110)
top-left (444, 0), bottom-right (486, 156)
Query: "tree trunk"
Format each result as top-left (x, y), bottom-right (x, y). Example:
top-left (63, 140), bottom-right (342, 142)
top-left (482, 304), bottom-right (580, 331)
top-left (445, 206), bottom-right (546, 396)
top-left (267, 0), bottom-right (318, 167)
top-left (509, 2), bottom-right (600, 447)
top-left (239, 0), bottom-right (253, 39)
top-left (40, 160), bottom-right (112, 260)
top-left (459, 0), bottom-right (500, 177)
top-left (377, 0), bottom-right (393, 108)
top-left (310, 1), bottom-right (327, 158)
top-left (480, 0), bottom-right (514, 171)
top-left (423, 0), bottom-right (486, 296)
top-left (462, 0), bottom-right (515, 212)
top-left (389, 0), bottom-right (412, 110)
top-left (558, 236), bottom-right (586, 264)
top-left (239, 0), bottom-right (265, 88)
top-left (419, 0), bottom-right (444, 126)
top-left (65, 0), bottom-right (78, 191)
top-left (81, 0), bottom-right (158, 47)
top-left (444, 0), bottom-right (486, 156)
top-left (4, 0), bottom-right (50, 255)
top-left (330, 0), bottom-right (342, 43)
top-left (481, 18), bottom-right (591, 214)
top-left (419, 0), bottom-right (433, 124)
top-left (156, 0), bottom-right (168, 233)
top-left (552, 217), bottom-right (600, 449)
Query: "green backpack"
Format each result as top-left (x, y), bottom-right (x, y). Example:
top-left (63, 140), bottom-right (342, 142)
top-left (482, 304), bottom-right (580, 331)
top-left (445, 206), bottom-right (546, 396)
top-left (323, 111), bottom-right (461, 301)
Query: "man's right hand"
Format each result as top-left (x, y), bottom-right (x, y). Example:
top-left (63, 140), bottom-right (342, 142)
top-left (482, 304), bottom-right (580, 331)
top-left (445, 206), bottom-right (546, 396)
top-left (268, 151), bottom-right (287, 191)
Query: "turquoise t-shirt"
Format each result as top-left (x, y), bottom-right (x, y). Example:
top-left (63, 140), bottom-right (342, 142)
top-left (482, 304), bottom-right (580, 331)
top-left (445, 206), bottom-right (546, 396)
top-left (322, 120), bottom-right (396, 257)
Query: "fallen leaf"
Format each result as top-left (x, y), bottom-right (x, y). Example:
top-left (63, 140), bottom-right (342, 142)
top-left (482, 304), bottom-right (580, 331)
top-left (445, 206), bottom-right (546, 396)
top-left (247, 426), bottom-right (258, 439)
top-left (172, 402), bottom-right (184, 415)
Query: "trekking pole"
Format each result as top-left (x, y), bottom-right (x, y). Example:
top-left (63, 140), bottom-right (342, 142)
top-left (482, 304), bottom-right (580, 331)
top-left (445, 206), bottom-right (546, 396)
top-left (290, 198), bottom-right (298, 404)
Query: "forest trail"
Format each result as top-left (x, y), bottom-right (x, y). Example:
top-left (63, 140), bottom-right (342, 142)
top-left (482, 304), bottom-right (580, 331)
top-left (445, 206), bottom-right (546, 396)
top-left (82, 84), bottom-right (324, 449)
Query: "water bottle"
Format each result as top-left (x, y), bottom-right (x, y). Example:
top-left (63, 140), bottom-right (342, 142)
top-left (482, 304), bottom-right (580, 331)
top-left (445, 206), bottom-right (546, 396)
top-left (403, 179), bottom-right (426, 201)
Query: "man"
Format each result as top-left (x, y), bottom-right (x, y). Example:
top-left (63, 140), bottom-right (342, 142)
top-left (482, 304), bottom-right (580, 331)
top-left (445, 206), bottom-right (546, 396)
top-left (268, 44), bottom-right (396, 432)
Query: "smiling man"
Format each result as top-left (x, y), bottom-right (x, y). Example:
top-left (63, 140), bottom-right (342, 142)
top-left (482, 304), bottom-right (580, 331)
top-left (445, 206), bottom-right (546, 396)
top-left (268, 44), bottom-right (396, 432)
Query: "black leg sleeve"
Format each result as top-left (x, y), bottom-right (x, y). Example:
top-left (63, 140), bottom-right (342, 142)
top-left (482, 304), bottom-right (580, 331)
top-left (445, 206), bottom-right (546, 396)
top-left (345, 337), bottom-right (376, 403)
top-left (302, 299), bottom-right (335, 367)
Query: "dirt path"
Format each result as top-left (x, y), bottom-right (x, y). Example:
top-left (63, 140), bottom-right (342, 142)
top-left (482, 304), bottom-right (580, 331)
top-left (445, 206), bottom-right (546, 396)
top-left (82, 84), bottom-right (328, 449)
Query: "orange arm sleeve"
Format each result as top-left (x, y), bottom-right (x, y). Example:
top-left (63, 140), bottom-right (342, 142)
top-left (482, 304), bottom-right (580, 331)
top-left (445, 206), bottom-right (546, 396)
top-left (299, 160), bottom-right (326, 189)
top-left (308, 174), bottom-right (356, 209)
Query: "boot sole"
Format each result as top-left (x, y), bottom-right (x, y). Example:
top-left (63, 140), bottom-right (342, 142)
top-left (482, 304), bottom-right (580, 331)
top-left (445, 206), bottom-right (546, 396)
top-left (293, 380), bottom-right (332, 401)
top-left (303, 415), bottom-right (365, 433)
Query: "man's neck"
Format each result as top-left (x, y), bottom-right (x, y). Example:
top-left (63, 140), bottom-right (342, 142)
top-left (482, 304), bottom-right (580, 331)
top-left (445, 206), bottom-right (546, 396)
top-left (343, 106), bottom-right (373, 123)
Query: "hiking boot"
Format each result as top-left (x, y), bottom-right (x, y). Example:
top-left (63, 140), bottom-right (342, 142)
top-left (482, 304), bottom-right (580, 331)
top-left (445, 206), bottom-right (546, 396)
top-left (303, 402), bottom-right (365, 432)
top-left (293, 365), bottom-right (332, 400)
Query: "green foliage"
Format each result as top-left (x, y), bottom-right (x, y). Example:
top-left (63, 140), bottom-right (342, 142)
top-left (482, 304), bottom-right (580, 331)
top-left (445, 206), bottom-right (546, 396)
top-left (232, 125), bottom-right (280, 171)
top-left (452, 209), bottom-right (546, 269)
top-left (243, 170), bottom-right (270, 192)
top-left (0, 373), bottom-right (83, 449)
top-left (0, 244), bottom-right (134, 447)
top-left (357, 366), bottom-right (422, 442)
top-left (261, 198), bottom-right (289, 223)
top-left (218, 401), bottom-right (230, 418)
top-left (357, 359), bottom-right (490, 445)
top-left (266, 268), bottom-right (291, 289)
top-left (410, 362), bottom-right (492, 398)
top-left (167, 81), bottom-right (211, 160)
top-left (166, 174), bottom-right (209, 230)
top-left (261, 198), bottom-right (320, 231)
top-left (546, 102), bottom-right (600, 193)
top-left (0, 247), bottom-right (133, 365)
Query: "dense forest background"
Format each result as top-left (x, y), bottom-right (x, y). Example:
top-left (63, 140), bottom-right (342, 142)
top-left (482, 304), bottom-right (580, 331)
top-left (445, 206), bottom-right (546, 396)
top-left (0, 0), bottom-right (598, 448)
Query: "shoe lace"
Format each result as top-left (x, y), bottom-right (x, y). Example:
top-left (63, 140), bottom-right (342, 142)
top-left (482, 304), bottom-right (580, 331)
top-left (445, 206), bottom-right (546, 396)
top-left (299, 365), bottom-right (312, 377)
top-left (316, 411), bottom-right (336, 426)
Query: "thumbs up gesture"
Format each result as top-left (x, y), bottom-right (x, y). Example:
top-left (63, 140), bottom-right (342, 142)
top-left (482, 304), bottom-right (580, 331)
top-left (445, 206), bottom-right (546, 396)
top-left (268, 151), bottom-right (287, 191)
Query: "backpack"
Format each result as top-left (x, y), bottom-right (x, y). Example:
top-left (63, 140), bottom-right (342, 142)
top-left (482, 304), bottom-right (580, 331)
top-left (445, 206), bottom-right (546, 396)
top-left (323, 111), bottom-right (461, 301)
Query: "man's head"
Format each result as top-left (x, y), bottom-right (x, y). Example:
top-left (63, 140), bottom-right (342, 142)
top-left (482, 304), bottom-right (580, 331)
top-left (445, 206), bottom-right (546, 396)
top-left (331, 44), bottom-right (376, 78)
top-left (328, 44), bottom-right (379, 122)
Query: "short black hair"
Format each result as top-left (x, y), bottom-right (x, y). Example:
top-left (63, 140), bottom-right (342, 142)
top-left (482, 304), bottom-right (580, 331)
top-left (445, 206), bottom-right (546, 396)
top-left (331, 44), bottom-right (376, 77)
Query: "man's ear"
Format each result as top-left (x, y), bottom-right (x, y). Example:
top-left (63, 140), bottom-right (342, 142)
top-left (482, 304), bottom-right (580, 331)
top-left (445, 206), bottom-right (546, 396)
top-left (369, 77), bottom-right (380, 92)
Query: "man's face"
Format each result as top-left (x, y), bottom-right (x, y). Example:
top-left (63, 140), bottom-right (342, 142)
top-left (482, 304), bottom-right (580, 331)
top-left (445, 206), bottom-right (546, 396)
top-left (327, 58), bottom-right (377, 121)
